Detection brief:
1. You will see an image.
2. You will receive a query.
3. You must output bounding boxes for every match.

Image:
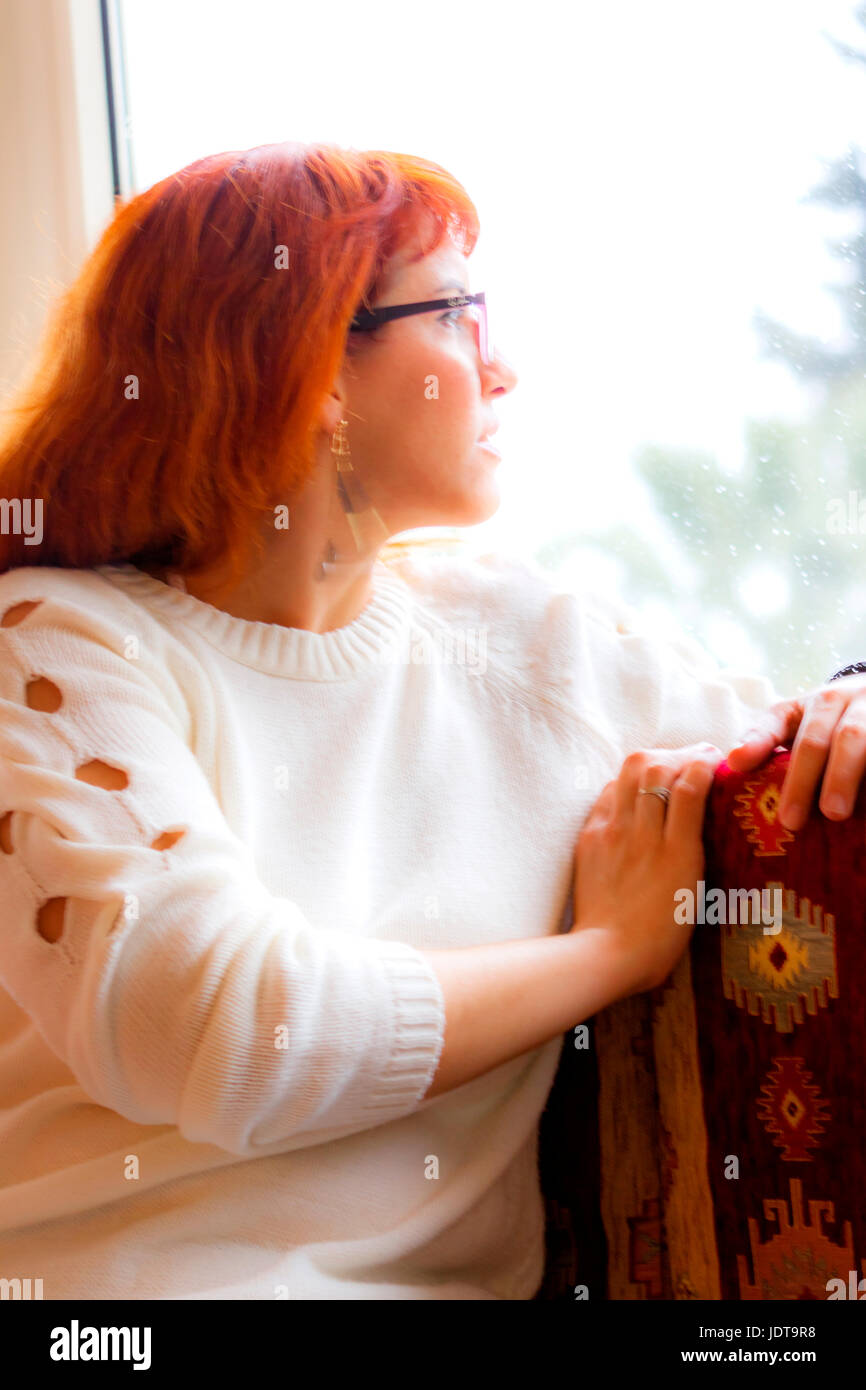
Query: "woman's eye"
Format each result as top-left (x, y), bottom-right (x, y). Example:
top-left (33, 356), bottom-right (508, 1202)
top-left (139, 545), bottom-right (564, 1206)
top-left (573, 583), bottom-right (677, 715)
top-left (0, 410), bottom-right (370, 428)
top-left (440, 310), bottom-right (465, 326)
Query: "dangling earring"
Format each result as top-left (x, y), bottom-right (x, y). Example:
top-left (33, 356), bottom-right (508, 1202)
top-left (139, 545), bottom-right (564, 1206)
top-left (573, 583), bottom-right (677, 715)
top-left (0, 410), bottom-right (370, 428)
top-left (328, 416), bottom-right (389, 554)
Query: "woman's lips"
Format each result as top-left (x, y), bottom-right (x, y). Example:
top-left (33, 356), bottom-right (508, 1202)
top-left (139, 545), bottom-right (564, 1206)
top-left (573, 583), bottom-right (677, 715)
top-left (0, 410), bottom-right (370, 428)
top-left (477, 439), bottom-right (501, 458)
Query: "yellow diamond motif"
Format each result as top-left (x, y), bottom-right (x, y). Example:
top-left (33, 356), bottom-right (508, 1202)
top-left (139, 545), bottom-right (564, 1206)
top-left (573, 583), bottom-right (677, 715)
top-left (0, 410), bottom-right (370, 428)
top-left (748, 927), bottom-right (810, 992)
top-left (757, 785), bottom-right (781, 822)
top-left (722, 883), bottom-right (838, 1034)
top-left (781, 1089), bottom-right (806, 1130)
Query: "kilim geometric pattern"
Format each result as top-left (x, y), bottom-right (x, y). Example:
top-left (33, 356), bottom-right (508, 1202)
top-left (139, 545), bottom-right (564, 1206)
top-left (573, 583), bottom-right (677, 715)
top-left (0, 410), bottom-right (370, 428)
top-left (721, 883), bottom-right (838, 1034)
top-left (756, 1058), bottom-right (831, 1161)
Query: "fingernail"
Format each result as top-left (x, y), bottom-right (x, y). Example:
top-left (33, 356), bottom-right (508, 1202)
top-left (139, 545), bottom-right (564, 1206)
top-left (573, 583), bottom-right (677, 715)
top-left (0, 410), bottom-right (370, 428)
top-left (823, 794), bottom-right (847, 818)
top-left (780, 802), bottom-right (803, 829)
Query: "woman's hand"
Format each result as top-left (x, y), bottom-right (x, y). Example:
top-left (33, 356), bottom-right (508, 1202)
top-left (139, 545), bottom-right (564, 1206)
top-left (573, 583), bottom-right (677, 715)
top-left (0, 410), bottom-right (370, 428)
top-left (726, 674), bottom-right (866, 831)
top-left (570, 742), bottom-right (724, 995)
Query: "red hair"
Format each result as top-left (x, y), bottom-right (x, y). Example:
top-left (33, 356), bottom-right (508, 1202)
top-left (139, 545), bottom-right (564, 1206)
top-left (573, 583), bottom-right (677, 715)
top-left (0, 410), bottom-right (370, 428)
top-left (0, 141), bottom-right (480, 586)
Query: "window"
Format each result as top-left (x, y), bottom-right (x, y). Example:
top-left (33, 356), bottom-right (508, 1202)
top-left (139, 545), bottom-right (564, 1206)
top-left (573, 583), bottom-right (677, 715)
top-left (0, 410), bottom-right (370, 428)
top-left (113, 0), bottom-right (866, 692)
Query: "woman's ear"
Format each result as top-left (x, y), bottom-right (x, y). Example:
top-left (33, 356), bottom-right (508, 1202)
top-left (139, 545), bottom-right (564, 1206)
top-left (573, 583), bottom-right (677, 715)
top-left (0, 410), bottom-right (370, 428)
top-left (316, 388), bottom-right (346, 441)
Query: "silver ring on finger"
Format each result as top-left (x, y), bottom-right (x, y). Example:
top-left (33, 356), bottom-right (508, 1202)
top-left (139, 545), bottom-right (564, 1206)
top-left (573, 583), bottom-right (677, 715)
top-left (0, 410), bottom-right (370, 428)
top-left (638, 785), bottom-right (671, 808)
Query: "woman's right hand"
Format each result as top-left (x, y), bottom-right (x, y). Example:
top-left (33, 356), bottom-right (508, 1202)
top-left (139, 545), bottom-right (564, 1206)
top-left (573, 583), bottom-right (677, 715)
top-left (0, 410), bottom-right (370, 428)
top-left (570, 742), bottom-right (724, 996)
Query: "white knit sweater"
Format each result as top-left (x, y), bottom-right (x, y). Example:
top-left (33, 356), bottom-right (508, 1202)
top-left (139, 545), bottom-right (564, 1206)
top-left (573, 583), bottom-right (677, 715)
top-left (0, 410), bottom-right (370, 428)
top-left (0, 545), bottom-right (779, 1300)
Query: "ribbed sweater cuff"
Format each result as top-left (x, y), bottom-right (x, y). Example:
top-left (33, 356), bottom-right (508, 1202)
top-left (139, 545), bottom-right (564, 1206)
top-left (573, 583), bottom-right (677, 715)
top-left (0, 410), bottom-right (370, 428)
top-left (361, 940), bottom-right (447, 1121)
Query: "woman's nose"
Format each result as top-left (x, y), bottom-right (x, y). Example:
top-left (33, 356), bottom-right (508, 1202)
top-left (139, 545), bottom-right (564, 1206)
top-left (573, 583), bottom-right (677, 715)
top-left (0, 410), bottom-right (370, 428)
top-left (486, 348), bottom-right (518, 395)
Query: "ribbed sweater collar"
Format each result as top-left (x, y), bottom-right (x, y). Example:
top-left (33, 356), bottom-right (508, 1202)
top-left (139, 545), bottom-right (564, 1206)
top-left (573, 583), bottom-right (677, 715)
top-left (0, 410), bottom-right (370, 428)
top-left (93, 561), bottom-right (414, 680)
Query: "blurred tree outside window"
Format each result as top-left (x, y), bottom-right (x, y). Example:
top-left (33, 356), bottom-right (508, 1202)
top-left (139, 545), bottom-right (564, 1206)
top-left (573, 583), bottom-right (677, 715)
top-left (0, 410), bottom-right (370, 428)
top-left (534, 7), bottom-right (866, 695)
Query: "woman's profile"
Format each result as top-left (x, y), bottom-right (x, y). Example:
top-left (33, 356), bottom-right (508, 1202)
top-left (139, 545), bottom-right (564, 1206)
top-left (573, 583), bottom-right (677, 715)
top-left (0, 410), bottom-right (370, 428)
top-left (0, 141), bottom-right (865, 1300)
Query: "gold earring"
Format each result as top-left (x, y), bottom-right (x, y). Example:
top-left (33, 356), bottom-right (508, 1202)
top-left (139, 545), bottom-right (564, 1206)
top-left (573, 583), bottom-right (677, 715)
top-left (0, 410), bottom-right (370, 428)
top-left (330, 417), bottom-right (352, 471)
top-left (328, 416), bottom-right (389, 552)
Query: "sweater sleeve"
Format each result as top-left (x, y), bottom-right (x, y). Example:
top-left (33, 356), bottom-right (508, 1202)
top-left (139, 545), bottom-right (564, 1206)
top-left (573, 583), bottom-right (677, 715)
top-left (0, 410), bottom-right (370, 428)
top-left (0, 585), bottom-right (446, 1158)
top-left (535, 579), bottom-right (785, 761)
top-left (599, 596), bottom-right (784, 754)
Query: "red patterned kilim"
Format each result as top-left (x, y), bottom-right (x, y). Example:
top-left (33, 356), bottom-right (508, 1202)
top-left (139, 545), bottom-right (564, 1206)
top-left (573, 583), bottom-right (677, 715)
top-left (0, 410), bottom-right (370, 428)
top-left (536, 748), bottom-right (866, 1300)
top-left (693, 749), bottom-right (866, 1299)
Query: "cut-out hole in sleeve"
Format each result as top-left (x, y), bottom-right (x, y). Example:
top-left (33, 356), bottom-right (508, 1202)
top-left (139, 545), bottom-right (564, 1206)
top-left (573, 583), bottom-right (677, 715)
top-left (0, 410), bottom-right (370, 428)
top-left (74, 759), bottom-right (129, 791)
top-left (150, 828), bottom-right (186, 852)
top-left (0, 812), bottom-right (13, 853)
top-left (36, 897), bottom-right (67, 943)
top-left (1, 600), bottom-right (43, 628)
top-left (26, 676), bottom-right (63, 712)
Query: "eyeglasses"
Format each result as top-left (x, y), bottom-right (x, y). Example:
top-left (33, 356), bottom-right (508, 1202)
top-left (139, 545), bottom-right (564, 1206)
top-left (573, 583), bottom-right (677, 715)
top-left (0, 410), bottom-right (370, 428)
top-left (349, 291), bottom-right (494, 365)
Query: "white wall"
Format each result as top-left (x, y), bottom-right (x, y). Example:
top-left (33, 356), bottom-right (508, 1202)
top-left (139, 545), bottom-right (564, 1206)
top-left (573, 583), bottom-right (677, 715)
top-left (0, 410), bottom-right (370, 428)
top-left (0, 0), bottom-right (115, 405)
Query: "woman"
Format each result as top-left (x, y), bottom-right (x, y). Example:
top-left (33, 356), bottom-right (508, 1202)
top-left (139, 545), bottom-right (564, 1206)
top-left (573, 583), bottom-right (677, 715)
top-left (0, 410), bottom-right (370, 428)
top-left (0, 142), bottom-right (863, 1301)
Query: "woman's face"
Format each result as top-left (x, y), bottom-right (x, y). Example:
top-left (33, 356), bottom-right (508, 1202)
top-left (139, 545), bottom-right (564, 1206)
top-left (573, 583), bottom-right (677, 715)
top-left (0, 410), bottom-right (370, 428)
top-left (332, 233), bottom-right (519, 535)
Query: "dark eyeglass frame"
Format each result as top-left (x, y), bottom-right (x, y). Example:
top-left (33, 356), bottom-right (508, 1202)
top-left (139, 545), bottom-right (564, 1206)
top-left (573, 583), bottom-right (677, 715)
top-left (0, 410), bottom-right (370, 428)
top-left (349, 291), bottom-right (492, 363)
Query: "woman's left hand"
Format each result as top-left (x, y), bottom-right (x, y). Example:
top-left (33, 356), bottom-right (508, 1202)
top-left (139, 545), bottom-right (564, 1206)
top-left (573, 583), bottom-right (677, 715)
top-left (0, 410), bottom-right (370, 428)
top-left (726, 674), bottom-right (866, 831)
